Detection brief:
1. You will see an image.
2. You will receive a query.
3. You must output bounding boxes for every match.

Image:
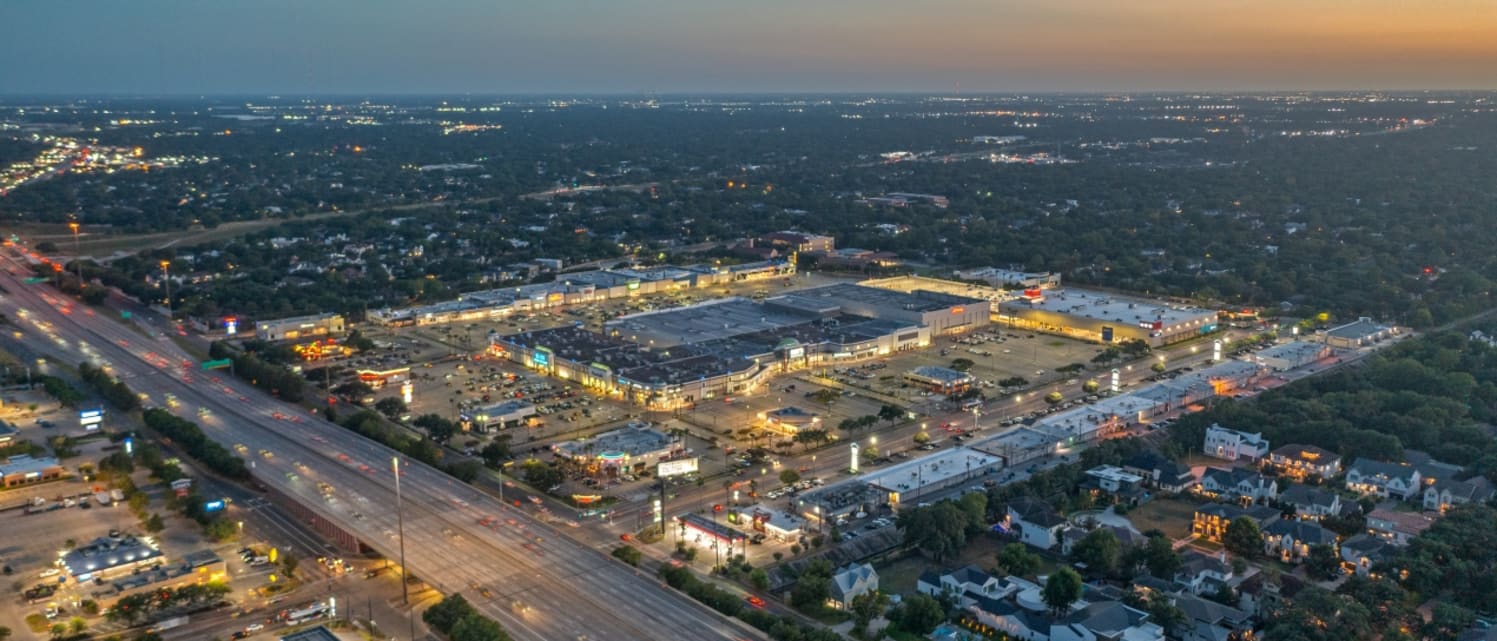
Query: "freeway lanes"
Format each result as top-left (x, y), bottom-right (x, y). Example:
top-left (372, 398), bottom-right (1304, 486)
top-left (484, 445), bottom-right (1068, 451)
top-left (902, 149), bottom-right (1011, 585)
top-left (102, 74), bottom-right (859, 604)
top-left (0, 259), bottom-right (752, 641)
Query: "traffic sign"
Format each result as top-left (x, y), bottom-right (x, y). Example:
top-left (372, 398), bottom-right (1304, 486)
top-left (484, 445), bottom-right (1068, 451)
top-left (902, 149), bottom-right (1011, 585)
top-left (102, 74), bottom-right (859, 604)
top-left (201, 358), bottom-right (232, 371)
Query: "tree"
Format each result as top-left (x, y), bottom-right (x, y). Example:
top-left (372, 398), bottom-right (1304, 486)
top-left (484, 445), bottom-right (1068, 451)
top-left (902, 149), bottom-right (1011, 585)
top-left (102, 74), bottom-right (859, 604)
top-left (1140, 534), bottom-right (1183, 578)
top-left (913, 430), bottom-right (931, 445)
top-left (414, 414), bottom-right (459, 443)
top-left (1151, 361), bottom-right (1167, 373)
top-left (374, 397), bottom-right (407, 419)
top-left (1305, 544), bottom-right (1340, 580)
top-left (280, 552), bottom-right (299, 578)
top-left (611, 545), bottom-right (642, 566)
top-left (749, 568), bottom-right (769, 590)
top-left (480, 437), bottom-right (512, 467)
top-left (203, 518), bottom-right (236, 542)
top-left (424, 594), bottom-right (476, 634)
top-left (144, 513), bottom-right (165, 533)
top-left (890, 593), bottom-right (945, 635)
top-left (68, 617), bottom-right (86, 635)
top-left (878, 404), bottom-right (903, 424)
top-left (1070, 527), bottom-right (1121, 577)
top-left (996, 543), bottom-right (1041, 577)
top-left (0, 626), bottom-right (11, 641)
top-left (1223, 516), bottom-right (1262, 559)
top-left (450, 614), bottom-right (511, 641)
top-left (1045, 391), bottom-right (1064, 404)
top-left (810, 389), bottom-right (839, 404)
top-left (950, 358), bottom-right (975, 372)
top-left (1083, 380), bottom-right (1100, 394)
top-left (1043, 567), bottom-right (1083, 616)
top-left (790, 565), bottom-right (833, 610)
top-left (850, 591), bottom-right (890, 633)
top-left (521, 461), bottom-right (564, 490)
top-left (897, 502), bottom-right (968, 562)
top-left (778, 469), bottom-right (801, 486)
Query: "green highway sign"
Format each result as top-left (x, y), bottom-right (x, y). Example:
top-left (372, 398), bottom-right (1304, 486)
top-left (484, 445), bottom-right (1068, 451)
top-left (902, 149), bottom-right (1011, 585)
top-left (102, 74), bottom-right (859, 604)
top-left (121, 310), bottom-right (132, 319)
top-left (23, 276), bottom-right (47, 284)
top-left (201, 358), bottom-right (233, 371)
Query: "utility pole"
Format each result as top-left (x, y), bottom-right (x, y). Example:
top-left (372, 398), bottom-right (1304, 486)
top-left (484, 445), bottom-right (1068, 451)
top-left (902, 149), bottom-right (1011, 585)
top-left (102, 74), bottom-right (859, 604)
top-left (393, 456), bottom-right (409, 606)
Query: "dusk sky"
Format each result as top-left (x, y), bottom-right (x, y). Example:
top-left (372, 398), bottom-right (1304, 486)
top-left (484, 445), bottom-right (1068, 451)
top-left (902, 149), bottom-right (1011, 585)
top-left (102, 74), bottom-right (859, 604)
top-left (4, 0), bottom-right (1495, 94)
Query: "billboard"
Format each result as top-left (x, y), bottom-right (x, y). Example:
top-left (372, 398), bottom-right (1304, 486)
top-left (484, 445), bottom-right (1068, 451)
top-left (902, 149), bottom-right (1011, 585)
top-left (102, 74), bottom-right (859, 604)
top-left (657, 457), bottom-right (700, 478)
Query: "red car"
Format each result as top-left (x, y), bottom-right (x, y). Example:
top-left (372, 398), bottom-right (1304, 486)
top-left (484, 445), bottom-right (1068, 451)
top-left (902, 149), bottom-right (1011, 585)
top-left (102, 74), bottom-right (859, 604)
top-left (746, 595), bottom-right (766, 608)
top-left (619, 533), bottom-right (632, 542)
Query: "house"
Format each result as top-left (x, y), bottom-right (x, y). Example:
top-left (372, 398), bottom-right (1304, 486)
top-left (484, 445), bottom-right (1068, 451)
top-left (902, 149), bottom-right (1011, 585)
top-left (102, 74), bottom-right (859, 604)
top-left (1081, 466), bottom-right (1150, 505)
top-left (1424, 476), bottom-right (1496, 513)
top-left (1175, 551), bottom-right (1234, 596)
top-left (1173, 593), bottom-right (1253, 641)
top-left (1193, 503), bottom-right (1281, 543)
top-left (1060, 524), bottom-right (1143, 556)
top-left (827, 563), bottom-right (878, 609)
top-left (1123, 451), bottom-right (1198, 494)
top-left (1051, 600), bottom-right (1165, 641)
top-left (1278, 485), bottom-right (1343, 520)
top-left (1366, 509), bottom-right (1435, 545)
top-left (1200, 467), bottom-right (1279, 503)
top-left (1203, 425), bottom-right (1271, 462)
top-left (1339, 534), bottom-right (1391, 577)
top-left (1322, 317), bottom-right (1396, 349)
top-left (1404, 450), bottom-right (1464, 489)
top-left (1345, 459), bottom-right (1422, 500)
top-left (918, 565), bottom-right (1007, 607)
top-left (1262, 519), bottom-right (1339, 563)
top-left (1236, 573), bottom-right (1306, 620)
top-left (1266, 444), bottom-right (1343, 481)
top-left (1006, 496), bottom-right (1068, 550)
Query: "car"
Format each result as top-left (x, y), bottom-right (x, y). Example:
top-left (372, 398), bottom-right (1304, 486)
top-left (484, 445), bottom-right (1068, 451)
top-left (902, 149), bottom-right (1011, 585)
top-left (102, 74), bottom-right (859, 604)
top-left (620, 533), bottom-right (632, 542)
top-left (231, 632), bottom-right (248, 640)
top-left (746, 595), bottom-right (766, 608)
top-left (245, 623), bottom-right (265, 633)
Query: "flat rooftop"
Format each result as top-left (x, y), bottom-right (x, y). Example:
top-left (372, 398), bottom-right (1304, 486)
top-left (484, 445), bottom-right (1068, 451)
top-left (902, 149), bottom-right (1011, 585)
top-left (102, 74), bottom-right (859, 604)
top-left (1002, 287), bottom-right (1217, 328)
top-left (280, 627), bottom-right (351, 641)
top-left (863, 275), bottom-right (1012, 303)
top-left (794, 282), bottom-right (984, 313)
top-left (0, 454), bottom-right (60, 476)
top-left (1257, 341), bottom-right (1330, 363)
top-left (608, 297), bottom-right (810, 346)
top-left (554, 422), bottom-right (678, 459)
top-left (499, 326), bottom-right (757, 386)
top-left (860, 447), bottom-right (1003, 495)
top-left (969, 427), bottom-right (1058, 458)
top-left (1327, 318), bottom-right (1392, 339)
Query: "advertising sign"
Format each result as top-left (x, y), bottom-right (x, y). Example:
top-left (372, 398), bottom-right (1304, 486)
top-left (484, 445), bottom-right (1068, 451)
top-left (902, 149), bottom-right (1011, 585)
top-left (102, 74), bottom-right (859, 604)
top-left (79, 408), bottom-right (104, 431)
top-left (657, 457), bottom-right (700, 478)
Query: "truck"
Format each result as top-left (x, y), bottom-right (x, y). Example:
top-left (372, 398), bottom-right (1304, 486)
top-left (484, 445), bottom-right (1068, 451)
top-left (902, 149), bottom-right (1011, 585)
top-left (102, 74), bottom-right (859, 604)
top-left (147, 616), bottom-right (189, 633)
top-left (94, 491), bottom-right (113, 507)
top-left (110, 489), bottom-right (125, 502)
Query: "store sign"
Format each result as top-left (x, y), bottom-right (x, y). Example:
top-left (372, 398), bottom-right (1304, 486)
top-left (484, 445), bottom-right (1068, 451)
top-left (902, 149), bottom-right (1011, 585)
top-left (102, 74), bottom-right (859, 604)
top-left (80, 408), bottom-right (104, 431)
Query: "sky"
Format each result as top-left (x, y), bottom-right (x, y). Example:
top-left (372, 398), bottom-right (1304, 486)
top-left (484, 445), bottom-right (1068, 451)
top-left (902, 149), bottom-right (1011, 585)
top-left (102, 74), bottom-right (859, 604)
top-left (2, 0), bottom-right (1495, 94)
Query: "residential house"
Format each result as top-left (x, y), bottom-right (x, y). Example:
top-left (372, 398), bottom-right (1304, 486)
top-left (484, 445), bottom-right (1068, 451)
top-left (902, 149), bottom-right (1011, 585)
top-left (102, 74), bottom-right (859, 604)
top-left (1081, 465), bottom-right (1150, 505)
top-left (1236, 573), bottom-right (1306, 620)
top-left (1339, 534), bottom-right (1391, 577)
top-left (917, 565), bottom-right (1007, 607)
top-left (1424, 476), bottom-right (1496, 513)
top-left (1345, 459), bottom-right (1422, 500)
top-left (1200, 467), bottom-right (1279, 504)
top-left (1203, 425), bottom-right (1271, 462)
top-left (1173, 593), bottom-right (1254, 641)
top-left (1405, 450), bottom-right (1464, 490)
top-left (1175, 551), bottom-right (1235, 596)
top-left (1266, 444), bottom-right (1343, 481)
top-left (827, 563), bottom-right (878, 609)
top-left (1278, 485), bottom-right (1343, 520)
top-left (1193, 503), bottom-right (1281, 543)
top-left (1123, 451), bottom-right (1199, 494)
top-left (1262, 519), bottom-right (1339, 563)
top-left (1060, 524), bottom-right (1143, 556)
top-left (1050, 600), bottom-right (1165, 641)
top-left (1366, 509), bottom-right (1435, 546)
top-left (1006, 496), bottom-right (1068, 550)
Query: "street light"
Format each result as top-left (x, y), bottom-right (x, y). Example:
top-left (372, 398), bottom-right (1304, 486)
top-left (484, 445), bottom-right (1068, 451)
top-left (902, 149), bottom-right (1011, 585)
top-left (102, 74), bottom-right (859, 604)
top-left (68, 222), bottom-right (81, 283)
top-left (159, 260), bottom-right (172, 319)
top-left (393, 456), bottom-right (409, 606)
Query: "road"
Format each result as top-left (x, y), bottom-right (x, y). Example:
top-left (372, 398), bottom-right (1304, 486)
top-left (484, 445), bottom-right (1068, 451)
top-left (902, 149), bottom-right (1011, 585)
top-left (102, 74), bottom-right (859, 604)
top-left (0, 254), bottom-right (754, 641)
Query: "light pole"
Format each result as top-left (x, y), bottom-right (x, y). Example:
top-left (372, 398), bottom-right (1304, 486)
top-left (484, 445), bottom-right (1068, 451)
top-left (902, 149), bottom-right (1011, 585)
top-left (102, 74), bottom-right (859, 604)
top-left (393, 456), bottom-right (409, 606)
top-left (68, 222), bottom-right (82, 284)
top-left (159, 260), bottom-right (172, 320)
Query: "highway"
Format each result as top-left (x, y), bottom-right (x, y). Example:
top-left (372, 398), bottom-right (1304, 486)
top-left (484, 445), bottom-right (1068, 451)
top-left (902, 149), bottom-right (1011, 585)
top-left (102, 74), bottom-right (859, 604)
top-left (0, 255), bottom-right (753, 641)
